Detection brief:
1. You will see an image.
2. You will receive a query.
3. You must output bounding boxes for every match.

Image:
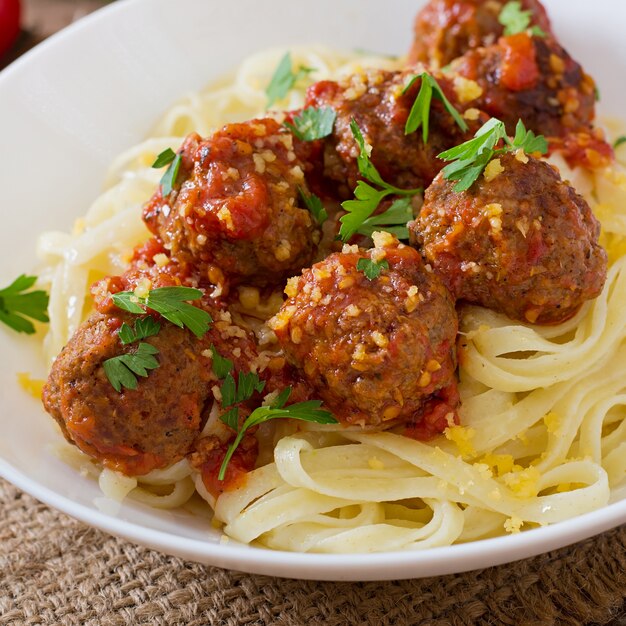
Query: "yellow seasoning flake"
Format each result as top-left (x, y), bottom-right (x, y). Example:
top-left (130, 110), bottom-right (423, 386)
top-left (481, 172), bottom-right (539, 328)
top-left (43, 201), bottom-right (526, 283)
top-left (484, 159), bottom-right (504, 182)
top-left (463, 107), bottom-right (481, 121)
top-left (368, 457), bottom-right (386, 470)
top-left (543, 411), bottom-right (562, 436)
top-left (444, 425), bottom-right (476, 459)
top-left (17, 373), bottom-right (45, 400)
top-left (452, 76), bottom-right (483, 104)
top-left (503, 466), bottom-right (541, 498)
top-left (480, 453), bottom-right (515, 477)
top-left (504, 516), bottom-right (524, 534)
top-left (152, 253), bottom-right (169, 267)
top-left (133, 277), bottom-right (152, 300)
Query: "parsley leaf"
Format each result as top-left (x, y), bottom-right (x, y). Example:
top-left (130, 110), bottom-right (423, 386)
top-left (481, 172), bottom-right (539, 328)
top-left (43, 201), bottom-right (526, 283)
top-left (266, 52), bottom-right (314, 108)
top-left (0, 275), bottom-right (49, 335)
top-left (614, 136), bottom-right (626, 149)
top-left (112, 286), bottom-right (212, 339)
top-left (510, 119), bottom-right (548, 154)
top-left (160, 154), bottom-right (181, 197)
top-left (339, 120), bottom-right (422, 241)
top-left (210, 344), bottom-right (234, 379)
top-left (103, 342), bottom-right (160, 393)
top-left (285, 107), bottom-right (336, 141)
top-left (152, 148), bottom-right (176, 168)
top-left (298, 186), bottom-right (328, 225)
top-left (438, 117), bottom-right (547, 192)
top-left (356, 258), bottom-right (390, 281)
top-left (218, 387), bottom-right (337, 480)
top-left (498, 1), bottom-right (546, 37)
top-left (219, 371), bottom-right (266, 410)
top-left (118, 317), bottom-right (161, 345)
top-left (353, 197), bottom-right (414, 240)
top-left (404, 73), bottom-right (468, 142)
top-left (152, 148), bottom-right (182, 197)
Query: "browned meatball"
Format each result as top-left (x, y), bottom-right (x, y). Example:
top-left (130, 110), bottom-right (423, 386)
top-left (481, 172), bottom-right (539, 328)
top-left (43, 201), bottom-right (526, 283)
top-left (42, 250), bottom-right (263, 476)
top-left (449, 32), bottom-right (597, 138)
top-left (412, 152), bottom-right (607, 324)
top-left (42, 306), bottom-right (263, 476)
top-left (408, 0), bottom-right (552, 68)
top-left (269, 234), bottom-right (458, 428)
top-left (143, 119), bottom-right (320, 289)
top-left (304, 68), bottom-right (486, 197)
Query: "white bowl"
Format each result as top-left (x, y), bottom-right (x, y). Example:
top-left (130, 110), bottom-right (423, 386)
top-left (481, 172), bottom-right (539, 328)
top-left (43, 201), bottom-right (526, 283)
top-left (1, 0), bottom-right (625, 581)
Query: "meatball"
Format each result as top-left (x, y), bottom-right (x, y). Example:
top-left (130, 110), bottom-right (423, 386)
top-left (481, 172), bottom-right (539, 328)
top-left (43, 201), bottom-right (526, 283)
top-left (269, 234), bottom-right (459, 428)
top-left (42, 252), bottom-right (263, 476)
top-left (408, 0), bottom-right (552, 68)
top-left (449, 32), bottom-right (597, 138)
top-left (143, 119), bottom-right (320, 289)
top-left (412, 152), bottom-right (607, 324)
top-left (304, 68), bottom-right (486, 197)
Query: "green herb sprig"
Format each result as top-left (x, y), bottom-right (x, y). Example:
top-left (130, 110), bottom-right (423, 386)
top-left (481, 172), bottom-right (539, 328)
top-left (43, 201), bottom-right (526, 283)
top-left (218, 386), bottom-right (337, 481)
top-left (298, 187), bottom-right (328, 225)
top-left (339, 120), bottom-right (422, 241)
top-left (0, 275), bottom-right (49, 335)
top-left (438, 118), bottom-right (548, 192)
top-left (152, 148), bottom-right (182, 197)
top-left (118, 317), bottom-right (161, 345)
top-left (266, 52), bottom-right (314, 108)
top-left (206, 345), bottom-right (338, 481)
top-left (403, 73), bottom-right (468, 142)
top-left (498, 1), bottom-right (546, 37)
top-left (356, 258), bottom-right (390, 281)
top-left (614, 136), bottom-right (626, 149)
top-left (104, 287), bottom-right (212, 392)
top-left (103, 342), bottom-right (160, 393)
top-left (112, 286), bottom-right (212, 339)
top-left (285, 107), bottom-right (336, 141)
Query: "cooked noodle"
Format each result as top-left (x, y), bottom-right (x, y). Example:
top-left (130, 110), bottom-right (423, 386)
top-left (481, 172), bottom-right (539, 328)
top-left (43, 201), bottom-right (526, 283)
top-left (38, 45), bottom-right (626, 552)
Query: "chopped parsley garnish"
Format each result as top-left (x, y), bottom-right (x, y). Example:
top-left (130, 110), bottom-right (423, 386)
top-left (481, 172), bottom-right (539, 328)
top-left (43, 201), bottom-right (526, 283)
top-left (104, 287), bottom-right (211, 392)
top-left (0, 275), bottom-right (49, 335)
top-left (438, 118), bottom-right (548, 192)
top-left (112, 286), bottom-right (212, 339)
top-left (218, 385), bottom-right (337, 480)
top-left (118, 317), bottom-right (161, 345)
top-left (352, 197), bottom-right (414, 240)
top-left (339, 120), bottom-right (421, 241)
top-left (103, 342), bottom-right (160, 393)
top-left (614, 136), bottom-right (626, 149)
top-left (210, 344), bottom-right (234, 379)
top-left (216, 369), bottom-right (267, 452)
top-left (285, 106), bottom-right (336, 141)
top-left (298, 186), bottom-right (328, 225)
top-left (356, 258), bottom-right (390, 281)
top-left (403, 73), bottom-right (468, 141)
top-left (594, 86), bottom-right (601, 102)
top-left (152, 148), bottom-right (182, 196)
top-left (152, 148), bottom-right (176, 168)
top-left (266, 52), bottom-right (314, 108)
top-left (498, 1), bottom-right (546, 37)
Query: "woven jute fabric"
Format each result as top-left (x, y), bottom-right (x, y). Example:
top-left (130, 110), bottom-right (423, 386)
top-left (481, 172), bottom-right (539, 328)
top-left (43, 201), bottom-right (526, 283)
top-left (1, 479), bottom-right (625, 626)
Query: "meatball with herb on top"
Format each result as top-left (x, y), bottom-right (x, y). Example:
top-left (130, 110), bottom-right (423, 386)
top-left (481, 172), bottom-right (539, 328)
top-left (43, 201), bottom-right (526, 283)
top-left (304, 68), bottom-right (486, 197)
top-left (143, 119), bottom-right (321, 291)
top-left (269, 233), bottom-right (459, 435)
top-left (449, 32), bottom-right (597, 140)
top-left (42, 251), bottom-right (262, 477)
top-left (408, 0), bottom-right (552, 68)
top-left (412, 152), bottom-right (607, 325)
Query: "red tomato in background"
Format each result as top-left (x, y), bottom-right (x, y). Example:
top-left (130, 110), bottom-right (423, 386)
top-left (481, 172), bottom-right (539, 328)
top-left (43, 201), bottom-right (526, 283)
top-left (0, 0), bottom-right (20, 58)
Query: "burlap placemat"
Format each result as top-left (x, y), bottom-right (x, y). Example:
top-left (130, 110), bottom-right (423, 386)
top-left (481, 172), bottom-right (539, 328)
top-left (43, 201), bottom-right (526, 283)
top-left (1, 478), bottom-right (624, 626)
